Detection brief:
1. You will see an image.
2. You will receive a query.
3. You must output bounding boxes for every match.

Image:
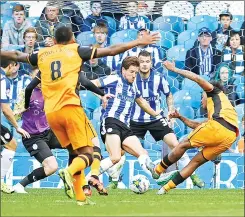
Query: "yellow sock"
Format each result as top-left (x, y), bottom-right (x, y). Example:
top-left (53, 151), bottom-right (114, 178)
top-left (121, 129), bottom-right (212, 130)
top-left (80, 170), bottom-right (87, 187)
top-left (67, 156), bottom-right (88, 176)
top-left (155, 161), bottom-right (167, 175)
top-left (91, 147), bottom-right (101, 177)
top-left (164, 180), bottom-right (176, 192)
top-left (73, 172), bottom-right (86, 201)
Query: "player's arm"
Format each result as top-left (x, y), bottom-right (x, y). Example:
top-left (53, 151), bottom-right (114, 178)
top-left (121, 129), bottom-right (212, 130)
top-left (136, 97), bottom-right (161, 117)
top-left (24, 72), bottom-right (41, 109)
top-left (1, 103), bottom-right (19, 130)
top-left (166, 93), bottom-right (174, 112)
top-left (169, 109), bottom-right (204, 129)
top-left (0, 50), bottom-right (29, 63)
top-left (163, 61), bottom-right (213, 92)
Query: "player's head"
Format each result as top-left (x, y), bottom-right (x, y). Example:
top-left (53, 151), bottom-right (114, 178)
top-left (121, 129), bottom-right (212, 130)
top-left (45, 4), bottom-right (60, 22)
top-left (198, 27), bottom-right (212, 47)
top-left (1, 59), bottom-right (18, 76)
top-left (54, 26), bottom-right (75, 45)
top-left (23, 27), bottom-right (37, 48)
top-left (12, 4), bottom-right (26, 25)
top-left (227, 31), bottom-right (241, 49)
top-left (138, 50), bottom-right (152, 74)
top-left (219, 10), bottom-right (233, 29)
top-left (121, 56), bottom-right (140, 84)
top-left (201, 81), bottom-right (224, 109)
top-left (215, 63), bottom-right (232, 84)
top-left (90, 1), bottom-right (102, 16)
top-left (93, 23), bottom-right (108, 45)
top-left (127, 1), bottom-right (138, 16)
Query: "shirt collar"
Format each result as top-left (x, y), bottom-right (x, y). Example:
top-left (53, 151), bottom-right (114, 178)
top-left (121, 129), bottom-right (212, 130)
top-left (0, 68), bottom-right (6, 75)
top-left (138, 70), bottom-right (154, 82)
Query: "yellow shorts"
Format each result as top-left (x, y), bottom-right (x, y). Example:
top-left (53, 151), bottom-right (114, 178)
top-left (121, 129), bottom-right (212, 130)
top-left (188, 119), bottom-right (237, 160)
top-left (46, 105), bottom-right (97, 150)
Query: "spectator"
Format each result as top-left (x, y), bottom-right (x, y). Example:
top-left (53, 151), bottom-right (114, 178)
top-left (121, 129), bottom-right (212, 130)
top-left (1, 4), bottom-right (32, 50)
top-left (222, 31), bottom-right (244, 75)
top-left (18, 27), bottom-right (38, 76)
top-left (120, 28), bottom-right (163, 72)
top-left (236, 116), bottom-right (244, 154)
top-left (185, 27), bottom-right (222, 78)
top-left (214, 63), bottom-right (238, 106)
top-left (35, 4), bottom-right (72, 47)
top-left (211, 10), bottom-right (233, 51)
top-left (82, 1), bottom-right (108, 32)
top-left (119, 1), bottom-right (146, 30)
top-left (92, 23), bottom-right (120, 72)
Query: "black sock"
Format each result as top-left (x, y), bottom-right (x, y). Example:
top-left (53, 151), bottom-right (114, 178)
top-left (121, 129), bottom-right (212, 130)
top-left (172, 171), bottom-right (185, 186)
top-left (20, 167), bottom-right (47, 187)
top-left (162, 154), bottom-right (174, 168)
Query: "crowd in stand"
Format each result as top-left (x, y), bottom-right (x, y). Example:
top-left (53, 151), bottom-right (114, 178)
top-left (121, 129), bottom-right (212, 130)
top-left (1, 1), bottom-right (244, 153)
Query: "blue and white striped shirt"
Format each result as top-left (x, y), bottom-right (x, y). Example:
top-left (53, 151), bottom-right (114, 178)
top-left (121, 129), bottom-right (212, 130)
top-left (0, 68), bottom-right (11, 104)
top-left (100, 54), bottom-right (121, 72)
top-left (99, 74), bottom-right (141, 126)
top-left (119, 15), bottom-right (146, 30)
top-left (131, 71), bottom-right (170, 123)
top-left (198, 45), bottom-right (213, 75)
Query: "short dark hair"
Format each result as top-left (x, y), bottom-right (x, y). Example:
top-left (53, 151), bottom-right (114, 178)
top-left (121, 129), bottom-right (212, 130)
top-left (121, 56), bottom-right (139, 70)
top-left (226, 30), bottom-right (241, 46)
top-left (55, 26), bottom-right (73, 44)
top-left (1, 59), bottom-right (16, 68)
top-left (23, 27), bottom-right (37, 39)
top-left (209, 80), bottom-right (224, 92)
top-left (93, 22), bottom-right (108, 34)
top-left (90, 1), bottom-right (102, 8)
top-left (138, 50), bottom-right (152, 59)
top-left (12, 4), bottom-right (25, 13)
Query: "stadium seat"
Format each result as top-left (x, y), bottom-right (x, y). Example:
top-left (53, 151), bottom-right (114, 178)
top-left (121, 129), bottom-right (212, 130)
top-left (1, 1), bottom-right (19, 17)
top-left (173, 89), bottom-right (202, 109)
top-left (28, 17), bottom-right (39, 26)
top-left (110, 29), bottom-right (138, 45)
top-left (80, 91), bottom-right (101, 111)
top-left (166, 61), bottom-right (185, 78)
top-left (236, 84), bottom-right (245, 102)
top-left (152, 16), bottom-right (184, 35)
top-left (76, 31), bottom-right (96, 46)
top-left (187, 15), bottom-right (218, 32)
top-left (181, 78), bottom-right (202, 93)
top-left (165, 76), bottom-right (179, 94)
top-left (157, 30), bottom-right (175, 49)
top-left (166, 45), bottom-right (188, 62)
top-left (104, 16), bottom-right (117, 36)
top-left (234, 103), bottom-right (244, 122)
top-left (231, 15), bottom-right (245, 31)
top-left (1, 15), bottom-right (11, 28)
top-left (175, 105), bottom-right (195, 119)
top-left (162, 1), bottom-right (194, 20)
top-left (177, 30), bottom-right (198, 50)
top-left (93, 106), bottom-right (102, 122)
top-left (195, 1), bottom-right (227, 17)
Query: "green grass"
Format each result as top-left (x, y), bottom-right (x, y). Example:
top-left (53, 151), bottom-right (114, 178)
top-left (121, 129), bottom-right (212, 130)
top-left (1, 189), bottom-right (244, 216)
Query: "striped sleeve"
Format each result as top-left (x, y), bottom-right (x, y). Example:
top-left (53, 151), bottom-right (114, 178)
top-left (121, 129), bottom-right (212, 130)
top-left (0, 78), bottom-right (10, 103)
top-left (98, 75), bottom-right (118, 87)
top-left (159, 76), bottom-right (170, 96)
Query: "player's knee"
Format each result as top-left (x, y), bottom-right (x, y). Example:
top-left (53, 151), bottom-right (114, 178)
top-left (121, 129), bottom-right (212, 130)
top-left (92, 137), bottom-right (100, 148)
top-left (110, 155), bottom-right (121, 164)
top-left (43, 157), bottom-right (58, 175)
top-left (79, 153), bottom-right (94, 167)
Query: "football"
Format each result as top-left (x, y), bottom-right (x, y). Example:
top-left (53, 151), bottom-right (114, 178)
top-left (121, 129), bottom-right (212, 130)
top-left (129, 174), bottom-right (150, 194)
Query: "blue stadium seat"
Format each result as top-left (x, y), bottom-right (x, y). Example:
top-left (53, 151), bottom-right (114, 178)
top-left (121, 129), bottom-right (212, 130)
top-left (181, 78), bottom-right (202, 93)
top-left (166, 61), bottom-right (185, 78)
top-left (76, 31), bottom-right (96, 46)
top-left (1, 15), bottom-right (11, 28)
top-left (234, 75), bottom-right (245, 86)
top-left (165, 76), bottom-right (179, 94)
top-left (236, 84), bottom-right (245, 102)
top-left (80, 91), bottom-right (101, 111)
top-left (173, 89), bottom-right (201, 109)
top-left (152, 16), bottom-right (184, 35)
top-left (187, 15), bottom-right (218, 32)
top-left (173, 119), bottom-right (185, 138)
top-left (175, 105), bottom-right (195, 119)
top-left (104, 16), bottom-right (117, 36)
top-left (157, 30), bottom-right (175, 49)
top-left (177, 30), bottom-right (198, 49)
top-left (231, 15), bottom-right (245, 31)
top-left (110, 29), bottom-right (138, 45)
top-left (234, 104), bottom-right (244, 122)
top-left (166, 45), bottom-right (188, 62)
top-left (28, 17), bottom-right (39, 26)
top-left (1, 2), bottom-right (18, 17)
top-left (93, 106), bottom-right (102, 122)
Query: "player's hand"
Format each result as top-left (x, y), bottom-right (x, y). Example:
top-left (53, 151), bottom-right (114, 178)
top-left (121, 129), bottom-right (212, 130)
top-left (16, 127), bottom-right (30, 138)
top-left (162, 60), bottom-right (176, 72)
top-left (169, 109), bottom-right (181, 119)
top-left (101, 94), bottom-right (115, 109)
top-left (137, 32), bottom-right (160, 46)
top-left (44, 37), bottom-right (55, 47)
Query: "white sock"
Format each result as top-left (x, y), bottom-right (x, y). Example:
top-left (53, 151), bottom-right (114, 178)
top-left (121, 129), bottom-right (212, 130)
top-left (99, 157), bottom-right (114, 175)
top-left (177, 152), bottom-right (191, 170)
top-left (138, 154), bottom-right (152, 176)
top-left (107, 155), bottom-right (126, 181)
top-left (1, 148), bottom-right (15, 179)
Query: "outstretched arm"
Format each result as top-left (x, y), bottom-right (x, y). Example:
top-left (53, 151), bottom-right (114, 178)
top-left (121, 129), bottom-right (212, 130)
top-left (163, 61), bottom-right (213, 92)
top-left (1, 50), bottom-right (29, 63)
top-left (95, 32), bottom-right (160, 58)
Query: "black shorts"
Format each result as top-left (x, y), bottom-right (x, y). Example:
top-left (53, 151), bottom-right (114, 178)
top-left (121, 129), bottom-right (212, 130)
top-left (1, 124), bottom-right (13, 146)
top-left (130, 118), bottom-right (174, 142)
top-left (100, 117), bottom-right (134, 144)
top-left (22, 129), bottom-right (62, 163)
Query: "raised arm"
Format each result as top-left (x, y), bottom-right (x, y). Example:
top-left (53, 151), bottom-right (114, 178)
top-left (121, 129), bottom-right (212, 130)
top-left (1, 50), bottom-right (29, 63)
top-left (163, 61), bottom-right (213, 92)
top-left (95, 32), bottom-right (160, 58)
top-left (136, 97), bottom-right (161, 117)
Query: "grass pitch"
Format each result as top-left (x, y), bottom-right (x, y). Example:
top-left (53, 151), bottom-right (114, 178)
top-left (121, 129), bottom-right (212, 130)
top-left (1, 189), bottom-right (244, 216)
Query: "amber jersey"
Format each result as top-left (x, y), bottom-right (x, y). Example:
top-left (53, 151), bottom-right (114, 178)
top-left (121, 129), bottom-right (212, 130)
top-left (27, 43), bottom-right (97, 114)
top-left (206, 86), bottom-right (239, 134)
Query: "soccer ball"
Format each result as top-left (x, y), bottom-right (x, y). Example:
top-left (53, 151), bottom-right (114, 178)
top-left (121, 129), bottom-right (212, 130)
top-left (129, 174), bottom-right (150, 194)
